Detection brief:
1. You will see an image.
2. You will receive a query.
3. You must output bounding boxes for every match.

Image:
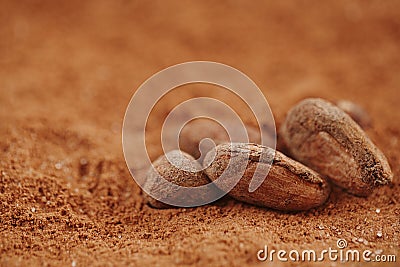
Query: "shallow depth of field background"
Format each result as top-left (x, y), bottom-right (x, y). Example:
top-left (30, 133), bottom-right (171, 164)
top-left (0, 1), bottom-right (399, 266)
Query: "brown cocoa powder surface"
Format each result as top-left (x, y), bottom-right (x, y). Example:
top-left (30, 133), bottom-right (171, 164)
top-left (0, 1), bottom-right (399, 266)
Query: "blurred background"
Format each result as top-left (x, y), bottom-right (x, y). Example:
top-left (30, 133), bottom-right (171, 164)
top-left (2, 1), bottom-right (399, 130)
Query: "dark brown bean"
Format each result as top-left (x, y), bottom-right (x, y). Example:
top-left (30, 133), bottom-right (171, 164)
top-left (203, 143), bottom-right (331, 211)
top-left (280, 98), bottom-right (393, 196)
top-left (143, 150), bottom-right (210, 208)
